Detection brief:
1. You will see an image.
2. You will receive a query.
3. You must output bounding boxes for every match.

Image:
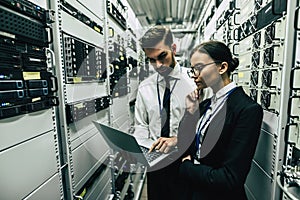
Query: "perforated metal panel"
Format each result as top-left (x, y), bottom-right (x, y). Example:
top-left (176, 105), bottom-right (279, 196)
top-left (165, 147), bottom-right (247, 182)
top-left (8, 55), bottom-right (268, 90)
top-left (0, 6), bottom-right (47, 44)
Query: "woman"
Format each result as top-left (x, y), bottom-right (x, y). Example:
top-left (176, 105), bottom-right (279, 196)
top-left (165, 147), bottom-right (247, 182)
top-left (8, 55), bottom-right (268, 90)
top-left (177, 40), bottom-right (263, 200)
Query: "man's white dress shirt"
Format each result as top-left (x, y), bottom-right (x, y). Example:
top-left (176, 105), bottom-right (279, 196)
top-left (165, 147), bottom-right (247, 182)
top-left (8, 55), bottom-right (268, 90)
top-left (134, 63), bottom-right (212, 139)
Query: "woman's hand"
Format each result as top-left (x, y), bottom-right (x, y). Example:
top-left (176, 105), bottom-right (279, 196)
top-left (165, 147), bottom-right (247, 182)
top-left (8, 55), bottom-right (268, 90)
top-left (186, 89), bottom-right (203, 114)
top-left (182, 155), bottom-right (191, 162)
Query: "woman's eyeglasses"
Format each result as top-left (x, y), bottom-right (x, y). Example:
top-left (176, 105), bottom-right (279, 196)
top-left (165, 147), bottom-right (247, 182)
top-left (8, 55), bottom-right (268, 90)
top-left (187, 61), bottom-right (220, 77)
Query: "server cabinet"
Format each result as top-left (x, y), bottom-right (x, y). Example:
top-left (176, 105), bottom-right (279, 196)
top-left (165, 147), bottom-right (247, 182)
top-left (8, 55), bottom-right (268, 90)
top-left (49, 0), bottom-right (112, 199)
top-left (197, 0), bottom-right (300, 199)
top-left (0, 0), bottom-right (62, 199)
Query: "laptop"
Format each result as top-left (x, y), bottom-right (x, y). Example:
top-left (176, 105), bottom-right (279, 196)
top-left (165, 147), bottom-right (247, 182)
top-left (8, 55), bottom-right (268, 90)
top-left (92, 121), bottom-right (176, 168)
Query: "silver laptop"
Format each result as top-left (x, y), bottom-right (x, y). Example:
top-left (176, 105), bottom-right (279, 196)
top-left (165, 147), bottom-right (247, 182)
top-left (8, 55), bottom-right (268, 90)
top-left (92, 121), bottom-right (176, 168)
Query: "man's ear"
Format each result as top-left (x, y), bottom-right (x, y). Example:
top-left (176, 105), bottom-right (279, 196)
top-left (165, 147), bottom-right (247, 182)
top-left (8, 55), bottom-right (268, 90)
top-left (219, 62), bottom-right (228, 75)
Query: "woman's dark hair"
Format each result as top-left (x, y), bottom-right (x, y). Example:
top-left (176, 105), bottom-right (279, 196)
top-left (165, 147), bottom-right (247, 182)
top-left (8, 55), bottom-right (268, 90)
top-left (190, 40), bottom-right (239, 75)
top-left (139, 25), bottom-right (173, 49)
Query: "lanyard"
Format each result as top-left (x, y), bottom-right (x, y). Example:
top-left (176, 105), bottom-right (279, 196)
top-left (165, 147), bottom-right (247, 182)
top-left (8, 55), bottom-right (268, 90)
top-left (156, 74), bottom-right (178, 116)
top-left (195, 87), bottom-right (237, 153)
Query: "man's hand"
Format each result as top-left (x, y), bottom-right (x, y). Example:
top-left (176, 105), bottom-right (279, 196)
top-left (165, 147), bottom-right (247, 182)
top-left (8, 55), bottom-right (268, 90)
top-left (186, 89), bottom-right (203, 114)
top-left (148, 137), bottom-right (177, 153)
top-left (182, 155), bottom-right (191, 162)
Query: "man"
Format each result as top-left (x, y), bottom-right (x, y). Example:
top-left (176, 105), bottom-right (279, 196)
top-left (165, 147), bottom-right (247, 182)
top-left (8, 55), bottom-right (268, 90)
top-left (133, 25), bottom-right (211, 199)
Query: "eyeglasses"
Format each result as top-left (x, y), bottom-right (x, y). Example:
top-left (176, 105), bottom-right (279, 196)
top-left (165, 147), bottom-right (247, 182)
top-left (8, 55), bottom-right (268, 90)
top-left (187, 61), bottom-right (220, 77)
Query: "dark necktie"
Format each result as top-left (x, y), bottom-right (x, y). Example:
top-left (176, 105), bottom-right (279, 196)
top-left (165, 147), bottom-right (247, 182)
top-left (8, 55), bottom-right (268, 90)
top-left (161, 77), bottom-right (171, 137)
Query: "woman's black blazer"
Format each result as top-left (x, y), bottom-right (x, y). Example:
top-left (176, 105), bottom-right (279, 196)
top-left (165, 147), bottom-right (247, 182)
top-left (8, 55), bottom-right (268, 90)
top-left (178, 86), bottom-right (263, 200)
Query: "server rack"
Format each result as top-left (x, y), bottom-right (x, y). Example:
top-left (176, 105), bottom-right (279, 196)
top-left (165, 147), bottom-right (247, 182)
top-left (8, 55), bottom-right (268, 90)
top-left (49, 0), bottom-right (113, 199)
top-left (48, 0), bottom-right (146, 199)
top-left (195, 0), bottom-right (300, 199)
top-left (0, 0), bottom-right (155, 199)
top-left (0, 0), bottom-right (62, 199)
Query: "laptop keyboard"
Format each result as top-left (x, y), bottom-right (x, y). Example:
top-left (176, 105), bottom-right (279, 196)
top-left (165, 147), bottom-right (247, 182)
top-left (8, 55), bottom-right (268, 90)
top-left (140, 146), bottom-right (163, 163)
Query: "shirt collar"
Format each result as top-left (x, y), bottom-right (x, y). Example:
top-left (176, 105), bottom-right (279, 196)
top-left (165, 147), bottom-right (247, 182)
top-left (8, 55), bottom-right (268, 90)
top-left (212, 82), bottom-right (237, 103)
top-left (157, 63), bottom-right (181, 82)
